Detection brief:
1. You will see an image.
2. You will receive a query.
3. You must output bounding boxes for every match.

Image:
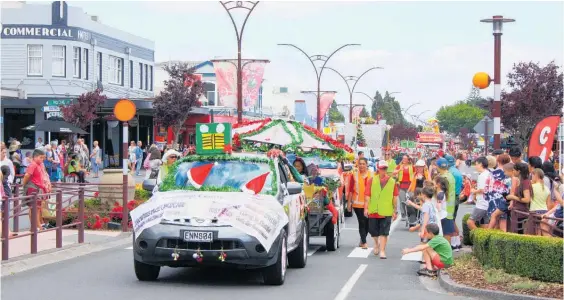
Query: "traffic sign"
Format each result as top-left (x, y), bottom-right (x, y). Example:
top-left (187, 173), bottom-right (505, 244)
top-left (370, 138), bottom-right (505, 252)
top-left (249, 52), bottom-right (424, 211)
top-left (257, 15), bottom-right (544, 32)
top-left (41, 106), bottom-right (60, 112)
top-left (45, 99), bottom-right (72, 106)
top-left (46, 111), bottom-right (63, 119)
top-left (473, 116), bottom-right (493, 136)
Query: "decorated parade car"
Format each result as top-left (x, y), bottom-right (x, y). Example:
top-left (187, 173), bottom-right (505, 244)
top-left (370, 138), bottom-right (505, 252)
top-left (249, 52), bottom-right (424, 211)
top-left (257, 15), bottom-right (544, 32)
top-left (131, 123), bottom-right (308, 285)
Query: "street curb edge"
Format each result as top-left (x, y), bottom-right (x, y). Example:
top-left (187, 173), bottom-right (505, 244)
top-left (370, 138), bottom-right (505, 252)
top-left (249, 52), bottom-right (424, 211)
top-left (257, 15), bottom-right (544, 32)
top-left (1, 232), bottom-right (132, 277)
top-left (438, 270), bottom-right (557, 300)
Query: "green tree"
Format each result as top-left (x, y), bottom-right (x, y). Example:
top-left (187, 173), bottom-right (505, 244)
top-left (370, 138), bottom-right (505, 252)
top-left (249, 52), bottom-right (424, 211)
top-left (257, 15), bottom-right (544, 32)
top-left (328, 100), bottom-right (344, 122)
top-left (436, 102), bottom-right (486, 134)
top-left (360, 107), bottom-right (369, 118)
top-left (356, 121), bottom-right (366, 147)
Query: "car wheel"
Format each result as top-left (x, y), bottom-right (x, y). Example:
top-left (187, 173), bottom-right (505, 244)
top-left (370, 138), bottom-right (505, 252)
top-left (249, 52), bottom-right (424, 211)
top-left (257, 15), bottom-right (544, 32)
top-left (325, 217), bottom-right (340, 251)
top-left (263, 230), bottom-right (287, 285)
top-left (288, 222), bottom-right (308, 268)
top-left (134, 259), bottom-right (160, 281)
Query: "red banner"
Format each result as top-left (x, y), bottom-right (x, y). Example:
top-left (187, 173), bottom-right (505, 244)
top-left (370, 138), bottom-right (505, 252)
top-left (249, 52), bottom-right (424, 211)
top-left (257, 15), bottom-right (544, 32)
top-left (417, 132), bottom-right (443, 143)
top-left (319, 92), bottom-right (335, 121)
top-left (528, 115), bottom-right (560, 162)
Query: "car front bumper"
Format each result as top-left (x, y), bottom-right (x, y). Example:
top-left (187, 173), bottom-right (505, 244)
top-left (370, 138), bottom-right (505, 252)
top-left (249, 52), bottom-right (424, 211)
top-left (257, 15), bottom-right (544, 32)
top-left (133, 223), bottom-right (282, 269)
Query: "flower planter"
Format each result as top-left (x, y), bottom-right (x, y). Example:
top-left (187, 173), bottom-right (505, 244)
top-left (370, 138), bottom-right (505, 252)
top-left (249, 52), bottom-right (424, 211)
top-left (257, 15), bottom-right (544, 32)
top-left (98, 169), bottom-right (135, 206)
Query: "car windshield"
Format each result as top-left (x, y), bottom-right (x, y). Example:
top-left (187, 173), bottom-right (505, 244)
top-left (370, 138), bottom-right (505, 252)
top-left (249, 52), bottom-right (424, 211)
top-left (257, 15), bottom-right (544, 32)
top-left (168, 160), bottom-right (275, 195)
top-left (303, 157), bottom-right (337, 169)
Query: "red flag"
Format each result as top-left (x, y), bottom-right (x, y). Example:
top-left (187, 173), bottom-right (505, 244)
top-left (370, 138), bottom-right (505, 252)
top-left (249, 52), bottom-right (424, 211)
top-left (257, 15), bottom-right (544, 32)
top-left (528, 115), bottom-right (561, 162)
top-left (318, 92), bottom-right (335, 121)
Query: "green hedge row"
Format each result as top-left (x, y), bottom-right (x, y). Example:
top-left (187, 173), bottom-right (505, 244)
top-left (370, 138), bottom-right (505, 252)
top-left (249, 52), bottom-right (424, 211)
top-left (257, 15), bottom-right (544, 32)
top-left (470, 228), bottom-right (563, 283)
top-left (462, 213), bottom-right (472, 245)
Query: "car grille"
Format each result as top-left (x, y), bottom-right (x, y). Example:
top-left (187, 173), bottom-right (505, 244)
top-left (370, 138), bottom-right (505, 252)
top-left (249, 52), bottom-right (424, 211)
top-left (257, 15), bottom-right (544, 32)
top-left (156, 238), bottom-right (244, 250)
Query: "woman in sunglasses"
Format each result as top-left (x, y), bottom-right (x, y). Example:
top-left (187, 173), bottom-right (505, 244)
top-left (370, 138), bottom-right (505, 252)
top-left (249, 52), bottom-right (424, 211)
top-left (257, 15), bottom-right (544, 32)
top-left (157, 149), bottom-right (182, 185)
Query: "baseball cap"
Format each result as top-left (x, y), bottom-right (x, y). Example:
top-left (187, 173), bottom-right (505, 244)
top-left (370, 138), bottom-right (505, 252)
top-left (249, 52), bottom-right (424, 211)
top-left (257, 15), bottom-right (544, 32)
top-left (437, 150), bottom-right (445, 157)
top-left (377, 160), bottom-right (389, 169)
top-left (437, 158), bottom-right (449, 169)
top-left (415, 159), bottom-right (426, 167)
top-left (445, 155), bottom-right (455, 167)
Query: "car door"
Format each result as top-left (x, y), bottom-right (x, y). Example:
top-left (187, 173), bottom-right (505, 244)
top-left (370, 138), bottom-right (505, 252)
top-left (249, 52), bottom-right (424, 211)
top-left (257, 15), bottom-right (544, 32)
top-left (277, 160), bottom-right (301, 249)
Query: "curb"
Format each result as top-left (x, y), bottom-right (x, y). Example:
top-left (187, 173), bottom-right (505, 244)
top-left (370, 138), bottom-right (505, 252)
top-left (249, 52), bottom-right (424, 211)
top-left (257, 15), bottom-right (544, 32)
top-left (1, 232), bottom-right (132, 277)
top-left (438, 270), bottom-right (557, 300)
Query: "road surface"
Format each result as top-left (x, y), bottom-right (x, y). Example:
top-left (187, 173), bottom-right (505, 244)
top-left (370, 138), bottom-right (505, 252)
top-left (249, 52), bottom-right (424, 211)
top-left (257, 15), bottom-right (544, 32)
top-left (1, 205), bottom-right (473, 300)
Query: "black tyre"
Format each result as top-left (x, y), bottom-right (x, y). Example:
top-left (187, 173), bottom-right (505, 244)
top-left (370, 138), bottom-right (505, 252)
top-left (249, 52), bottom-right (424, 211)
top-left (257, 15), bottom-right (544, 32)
top-left (325, 218), bottom-right (340, 251)
top-left (134, 259), bottom-right (160, 281)
top-left (288, 222), bottom-right (308, 268)
top-left (263, 231), bottom-right (287, 285)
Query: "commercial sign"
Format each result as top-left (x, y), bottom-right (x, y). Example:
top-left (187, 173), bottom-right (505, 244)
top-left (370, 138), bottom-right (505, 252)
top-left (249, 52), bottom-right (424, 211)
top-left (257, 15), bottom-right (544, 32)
top-left (416, 132), bottom-right (443, 144)
top-left (46, 112), bottom-right (63, 119)
top-left (46, 99), bottom-right (72, 106)
top-left (1, 25), bottom-right (91, 42)
top-left (528, 115), bottom-right (560, 163)
top-left (41, 106), bottom-right (60, 112)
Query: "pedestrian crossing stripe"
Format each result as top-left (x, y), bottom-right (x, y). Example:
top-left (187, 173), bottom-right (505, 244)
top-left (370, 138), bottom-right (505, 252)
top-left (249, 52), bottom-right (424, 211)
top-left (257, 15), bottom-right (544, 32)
top-left (347, 247), bottom-right (374, 258)
top-left (125, 246), bottom-right (133, 249)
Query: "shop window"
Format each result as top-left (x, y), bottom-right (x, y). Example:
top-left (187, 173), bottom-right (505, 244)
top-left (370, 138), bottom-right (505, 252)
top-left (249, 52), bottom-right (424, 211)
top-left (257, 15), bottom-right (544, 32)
top-left (82, 48), bottom-right (88, 80)
top-left (150, 65), bottom-right (153, 91)
top-left (4, 108), bottom-right (36, 149)
top-left (139, 62), bottom-right (143, 89)
top-left (130, 60), bottom-right (133, 88)
top-left (109, 55), bottom-right (123, 85)
top-left (52, 45), bottom-right (66, 77)
top-left (96, 52), bottom-right (102, 81)
top-left (27, 45), bottom-right (43, 76)
top-left (145, 64), bottom-right (148, 90)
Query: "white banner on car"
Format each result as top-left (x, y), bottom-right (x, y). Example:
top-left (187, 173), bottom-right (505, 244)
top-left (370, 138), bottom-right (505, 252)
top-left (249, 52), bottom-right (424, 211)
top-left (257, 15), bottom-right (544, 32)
top-left (130, 191), bottom-right (289, 251)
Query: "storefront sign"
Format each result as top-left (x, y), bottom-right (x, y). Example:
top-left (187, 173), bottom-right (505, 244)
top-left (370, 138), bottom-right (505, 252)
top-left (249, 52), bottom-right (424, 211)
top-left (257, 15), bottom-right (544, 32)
top-left (4, 108), bottom-right (34, 115)
top-left (42, 106), bottom-right (60, 112)
top-left (1, 25), bottom-right (91, 42)
top-left (46, 99), bottom-right (72, 106)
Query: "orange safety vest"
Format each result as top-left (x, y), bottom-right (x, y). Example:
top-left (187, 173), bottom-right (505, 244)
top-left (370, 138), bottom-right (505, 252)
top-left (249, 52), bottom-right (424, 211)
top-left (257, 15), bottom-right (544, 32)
top-left (352, 171), bottom-right (372, 208)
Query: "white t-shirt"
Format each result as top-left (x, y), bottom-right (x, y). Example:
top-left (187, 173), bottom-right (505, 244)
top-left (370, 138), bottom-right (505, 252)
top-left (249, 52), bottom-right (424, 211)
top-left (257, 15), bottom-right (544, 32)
top-left (476, 170), bottom-right (490, 210)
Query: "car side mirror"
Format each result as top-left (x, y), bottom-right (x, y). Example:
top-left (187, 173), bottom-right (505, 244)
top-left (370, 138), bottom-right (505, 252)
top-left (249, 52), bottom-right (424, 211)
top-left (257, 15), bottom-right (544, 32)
top-left (286, 182), bottom-right (303, 195)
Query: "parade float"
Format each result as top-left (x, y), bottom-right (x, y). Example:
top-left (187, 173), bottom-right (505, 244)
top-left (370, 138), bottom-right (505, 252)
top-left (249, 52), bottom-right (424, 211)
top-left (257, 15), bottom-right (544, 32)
top-left (232, 118), bottom-right (354, 250)
top-left (416, 117), bottom-right (446, 152)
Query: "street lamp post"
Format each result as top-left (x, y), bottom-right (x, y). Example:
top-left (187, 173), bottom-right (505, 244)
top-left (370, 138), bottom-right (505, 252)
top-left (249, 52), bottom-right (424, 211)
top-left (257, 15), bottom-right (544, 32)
top-left (220, 1), bottom-right (260, 122)
top-left (278, 43), bottom-right (360, 130)
top-left (323, 67), bottom-right (383, 123)
top-left (480, 15), bottom-right (515, 149)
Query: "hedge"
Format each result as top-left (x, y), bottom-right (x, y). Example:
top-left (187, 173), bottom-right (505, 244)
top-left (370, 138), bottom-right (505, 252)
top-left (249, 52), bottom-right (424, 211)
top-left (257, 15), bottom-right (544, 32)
top-left (470, 228), bottom-right (563, 283)
top-left (462, 213), bottom-right (472, 245)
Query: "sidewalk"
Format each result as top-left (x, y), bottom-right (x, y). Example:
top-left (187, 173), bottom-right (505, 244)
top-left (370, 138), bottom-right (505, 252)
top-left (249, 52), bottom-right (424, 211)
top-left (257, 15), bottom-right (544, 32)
top-left (2, 229), bottom-right (123, 260)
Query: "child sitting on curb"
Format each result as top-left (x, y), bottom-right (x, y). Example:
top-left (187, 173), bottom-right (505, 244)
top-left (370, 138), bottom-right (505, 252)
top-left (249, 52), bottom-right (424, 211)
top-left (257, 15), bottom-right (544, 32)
top-left (402, 223), bottom-right (453, 277)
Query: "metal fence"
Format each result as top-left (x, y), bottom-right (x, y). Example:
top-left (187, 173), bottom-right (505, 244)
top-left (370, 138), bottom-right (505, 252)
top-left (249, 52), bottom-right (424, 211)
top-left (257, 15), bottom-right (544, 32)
top-left (1, 182), bottom-right (129, 261)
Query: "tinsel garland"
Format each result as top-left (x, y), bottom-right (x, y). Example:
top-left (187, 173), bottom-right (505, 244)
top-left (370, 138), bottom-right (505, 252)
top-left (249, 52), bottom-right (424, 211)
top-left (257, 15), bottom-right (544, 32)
top-left (159, 154), bottom-right (279, 196)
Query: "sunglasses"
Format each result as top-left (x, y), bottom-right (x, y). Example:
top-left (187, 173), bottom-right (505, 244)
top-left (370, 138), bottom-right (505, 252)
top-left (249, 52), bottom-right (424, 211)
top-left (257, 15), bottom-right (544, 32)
top-left (169, 156), bottom-right (178, 159)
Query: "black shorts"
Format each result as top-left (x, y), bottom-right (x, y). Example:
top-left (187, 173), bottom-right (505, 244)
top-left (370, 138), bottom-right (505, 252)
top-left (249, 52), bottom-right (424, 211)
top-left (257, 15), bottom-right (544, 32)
top-left (368, 217), bottom-right (392, 237)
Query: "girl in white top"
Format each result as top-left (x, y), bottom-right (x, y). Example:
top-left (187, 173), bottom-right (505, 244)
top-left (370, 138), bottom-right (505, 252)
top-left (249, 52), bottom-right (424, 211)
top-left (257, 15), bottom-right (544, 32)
top-left (128, 141), bottom-right (137, 174)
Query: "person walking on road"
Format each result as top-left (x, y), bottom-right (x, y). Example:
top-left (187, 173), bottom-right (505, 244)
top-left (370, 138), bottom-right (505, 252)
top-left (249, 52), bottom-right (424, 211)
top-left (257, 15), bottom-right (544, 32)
top-left (135, 141), bottom-right (143, 176)
top-left (347, 157), bottom-right (372, 249)
top-left (393, 155), bottom-right (415, 220)
top-left (364, 160), bottom-right (399, 259)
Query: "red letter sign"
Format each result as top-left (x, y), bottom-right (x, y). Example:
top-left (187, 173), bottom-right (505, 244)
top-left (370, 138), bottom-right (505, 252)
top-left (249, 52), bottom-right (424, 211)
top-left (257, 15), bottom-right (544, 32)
top-left (528, 116), bottom-right (561, 162)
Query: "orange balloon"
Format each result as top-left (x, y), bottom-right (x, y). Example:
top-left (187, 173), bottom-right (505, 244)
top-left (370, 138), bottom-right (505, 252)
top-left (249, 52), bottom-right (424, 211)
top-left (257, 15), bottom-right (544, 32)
top-left (114, 99), bottom-right (136, 121)
top-left (472, 72), bottom-right (491, 89)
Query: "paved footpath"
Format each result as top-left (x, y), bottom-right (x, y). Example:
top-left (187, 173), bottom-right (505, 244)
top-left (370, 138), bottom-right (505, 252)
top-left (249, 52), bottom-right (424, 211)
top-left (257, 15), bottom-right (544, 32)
top-left (1, 205), bottom-right (475, 300)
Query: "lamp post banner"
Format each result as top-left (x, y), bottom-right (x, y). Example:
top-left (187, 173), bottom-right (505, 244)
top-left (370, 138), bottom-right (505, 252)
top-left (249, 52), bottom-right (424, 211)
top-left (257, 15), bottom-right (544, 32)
top-left (527, 115), bottom-right (561, 163)
top-left (318, 92), bottom-right (335, 121)
top-left (213, 61), bottom-right (238, 108)
top-left (352, 106), bottom-right (364, 120)
top-left (242, 61), bottom-right (266, 109)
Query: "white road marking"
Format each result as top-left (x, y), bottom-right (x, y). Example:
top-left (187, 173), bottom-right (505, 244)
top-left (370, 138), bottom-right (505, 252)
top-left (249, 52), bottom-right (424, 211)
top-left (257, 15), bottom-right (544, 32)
top-left (388, 218), bottom-right (401, 238)
top-left (347, 247), bottom-right (373, 258)
top-left (333, 264), bottom-right (368, 300)
top-left (341, 228), bottom-right (359, 231)
top-left (307, 245), bottom-right (321, 256)
top-left (125, 246), bottom-right (133, 250)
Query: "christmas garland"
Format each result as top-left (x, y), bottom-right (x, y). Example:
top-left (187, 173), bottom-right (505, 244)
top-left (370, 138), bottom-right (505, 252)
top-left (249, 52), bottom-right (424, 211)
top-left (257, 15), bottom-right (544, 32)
top-left (234, 119), bottom-right (352, 160)
top-left (159, 154), bottom-right (279, 196)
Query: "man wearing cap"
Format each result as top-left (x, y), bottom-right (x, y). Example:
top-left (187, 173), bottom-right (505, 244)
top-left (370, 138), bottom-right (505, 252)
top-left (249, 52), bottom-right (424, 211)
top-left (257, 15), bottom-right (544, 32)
top-left (437, 157), bottom-right (457, 245)
top-left (364, 160), bottom-right (399, 259)
top-left (445, 155), bottom-right (463, 250)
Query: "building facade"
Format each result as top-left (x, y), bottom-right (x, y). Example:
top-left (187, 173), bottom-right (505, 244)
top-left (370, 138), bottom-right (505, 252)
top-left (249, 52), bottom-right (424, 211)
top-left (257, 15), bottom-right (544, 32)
top-left (1, 1), bottom-right (155, 164)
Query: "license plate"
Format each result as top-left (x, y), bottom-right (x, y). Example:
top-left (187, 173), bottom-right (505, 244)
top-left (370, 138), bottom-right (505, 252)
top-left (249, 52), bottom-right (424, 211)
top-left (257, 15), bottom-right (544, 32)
top-left (183, 231), bottom-right (213, 242)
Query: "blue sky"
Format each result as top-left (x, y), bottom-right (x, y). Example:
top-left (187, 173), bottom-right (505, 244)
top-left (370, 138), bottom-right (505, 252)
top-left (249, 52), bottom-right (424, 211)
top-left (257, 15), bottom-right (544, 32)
top-left (66, 1), bottom-right (563, 119)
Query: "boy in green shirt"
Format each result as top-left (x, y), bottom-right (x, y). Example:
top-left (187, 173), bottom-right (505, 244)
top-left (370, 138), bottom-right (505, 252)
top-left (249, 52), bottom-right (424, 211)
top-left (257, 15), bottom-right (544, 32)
top-left (402, 223), bottom-right (453, 276)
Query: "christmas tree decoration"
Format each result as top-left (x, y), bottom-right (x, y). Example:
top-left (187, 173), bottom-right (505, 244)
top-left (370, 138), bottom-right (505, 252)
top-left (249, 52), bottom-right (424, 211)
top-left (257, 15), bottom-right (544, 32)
top-left (218, 248), bottom-right (227, 262)
top-left (193, 248), bottom-right (204, 263)
top-left (241, 172), bottom-right (271, 195)
top-left (356, 121), bottom-right (367, 147)
top-left (187, 163), bottom-right (214, 189)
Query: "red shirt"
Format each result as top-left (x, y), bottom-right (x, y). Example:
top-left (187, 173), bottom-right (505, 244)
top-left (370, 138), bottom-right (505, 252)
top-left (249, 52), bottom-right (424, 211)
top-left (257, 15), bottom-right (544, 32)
top-left (26, 160), bottom-right (48, 190)
top-left (364, 175), bottom-right (399, 219)
top-left (396, 165), bottom-right (415, 189)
